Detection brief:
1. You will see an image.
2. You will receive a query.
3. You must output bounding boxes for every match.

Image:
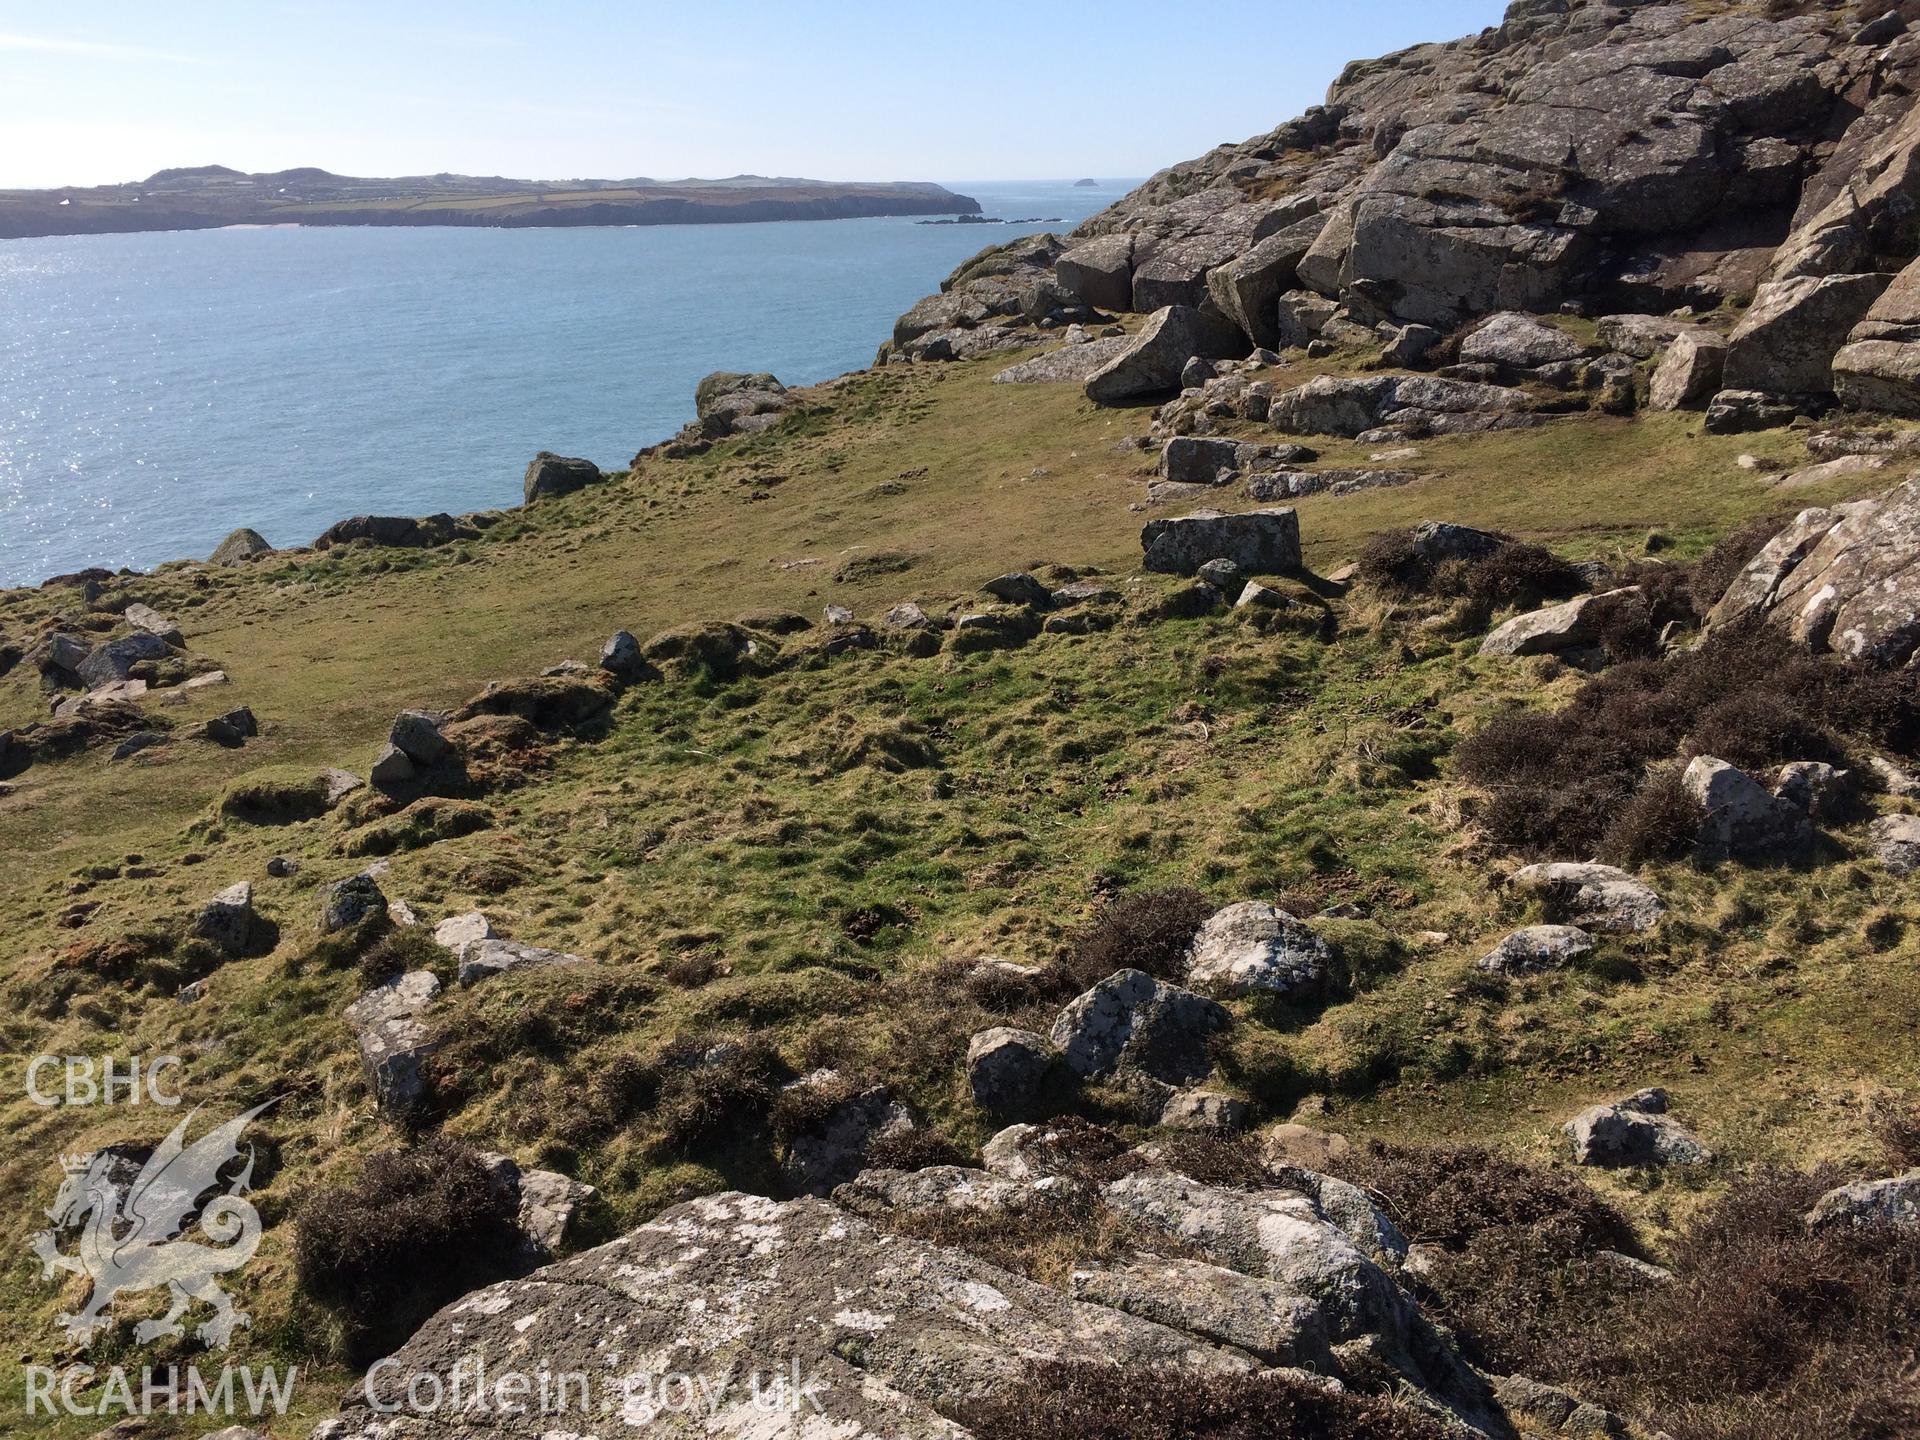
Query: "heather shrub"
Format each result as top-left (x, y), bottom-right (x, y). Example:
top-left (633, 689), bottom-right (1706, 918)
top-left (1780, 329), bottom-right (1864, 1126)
top-left (1058, 885), bottom-right (1211, 990)
top-left (965, 1361), bottom-right (1454, 1440)
top-left (294, 1137), bottom-right (520, 1361)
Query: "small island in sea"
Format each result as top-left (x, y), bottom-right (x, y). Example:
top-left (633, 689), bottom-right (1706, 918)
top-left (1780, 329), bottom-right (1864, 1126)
top-left (0, 165), bottom-right (981, 239)
top-left (1073, 177), bottom-right (1099, 186)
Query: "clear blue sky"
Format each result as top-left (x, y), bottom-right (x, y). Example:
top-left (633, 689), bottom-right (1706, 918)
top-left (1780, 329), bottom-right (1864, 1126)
top-left (0, 2), bottom-right (1508, 188)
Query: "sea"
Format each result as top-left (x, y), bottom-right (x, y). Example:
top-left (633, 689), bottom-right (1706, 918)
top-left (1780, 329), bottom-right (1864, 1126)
top-left (0, 179), bottom-right (1123, 588)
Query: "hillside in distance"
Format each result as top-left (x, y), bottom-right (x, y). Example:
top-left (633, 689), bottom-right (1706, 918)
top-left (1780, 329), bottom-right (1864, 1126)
top-left (0, 164), bottom-right (982, 239)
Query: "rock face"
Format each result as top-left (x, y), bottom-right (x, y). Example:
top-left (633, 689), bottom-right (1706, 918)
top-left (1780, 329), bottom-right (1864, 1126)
top-left (1567, 1088), bottom-right (1711, 1168)
top-left (1186, 902), bottom-right (1331, 1000)
top-left (1835, 257), bottom-right (1920, 413)
top-left (521, 451), bottom-right (602, 505)
top-left (1054, 233), bottom-right (1134, 310)
top-left (779, 1074), bottom-right (913, 1196)
top-left (1084, 305), bottom-right (1247, 403)
top-left (1723, 273), bottom-right (1891, 395)
top-left (1140, 507), bottom-right (1301, 577)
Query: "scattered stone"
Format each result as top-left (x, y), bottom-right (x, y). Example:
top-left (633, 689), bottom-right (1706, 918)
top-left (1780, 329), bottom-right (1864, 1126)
top-left (109, 731), bottom-right (168, 762)
top-left (478, 1152), bottom-right (596, 1255)
top-left (1872, 756), bottom-right (1920, 797)
top-left (1807, 1170), bottom-right (1920, 1232)
top-left (1870, 814), bottom-right (1920, 876)
top-left (458, 938), bottom-right (588, 987)
top-left (1259, 1123), bottom-right (1353, 1171)
top-left (1186, 901), bottom-right (1330, 1000)
top-left (1196, 558), bottom-right (1242, 591)
top-left (320, 873), bottom-right (387, 934)
top-left (1477, 924), bottom-right (1595, 976)
top-left (1159, 1090), bottom-right (1251, 1131)
top-left (432, 910), bottom-right (494, 958)
top-left (343, 970), bottom-right (440, 1117)
top-left (1772, 761), bottom-right (1851, 817)
top-left (321, 768), bottom-right (366, 807)
top-left (1480, 588), bottom-right (1636, 658)
top-left (190, 882), bottom-right (259, 957)
top-left (966, 1027), bottom-right (1057, 1116)
top-left (983, 571), bottom-right (1051, 607)
top-left (1566, 1089), bottom-right (1711, 1168)
top-left (1684, 754), bottom-right (1815, 865)
top-left (265, 856), bottom-right (299, 878)
top-left (598, 630), bottom-right (647, 681)
top-left (1140, 507), bottom-right (1301, 577)
top-left (779, 1074), bottom-right (913, 1196)
top-left (1051, 969), bottom-right (1229, 1084)
top-left (77, 633), bottom-right (171, 690)
top-left (1507, 862), bottom-right (1665, 934)
top-left (368, 743), bottom-right (414, 790)
top-left (122, 602), bottom-right (183, 646)
top-left (389, 709), bottom-right (451, 765)
top-left (1234, 580), bottom-right (1291, 611)
top-left (1458, 311), bottom-right (1586, 370)
top-left (1704, 388), bottom-right (1801, 435)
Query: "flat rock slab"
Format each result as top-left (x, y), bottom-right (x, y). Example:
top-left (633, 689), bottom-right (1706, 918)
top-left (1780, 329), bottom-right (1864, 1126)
top-left (325, 1191), bottom-right (1244, 1439)
top-left (992, 335), bottom-right (1131, 384)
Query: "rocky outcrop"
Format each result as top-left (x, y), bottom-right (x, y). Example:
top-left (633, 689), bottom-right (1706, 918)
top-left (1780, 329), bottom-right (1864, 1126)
top-left (208, 527), bottom-right (274, 565)
top-left (522, 451), bottom-right (602, 505)
top-left (689, 371), bottom-right (794, 438)
top-left (318, 1156), bottom-right (1529, 1440)
top-left (1083, 305), bottom-right (1247, 403)
top-left (314, 513), bottom-right (474, 551)
top-left (1705, 480), bottom-right (1920, 666)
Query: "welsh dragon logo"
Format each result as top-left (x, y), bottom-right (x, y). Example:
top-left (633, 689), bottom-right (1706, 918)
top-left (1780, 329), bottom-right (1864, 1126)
top-left (30, 1101), bottom-right (274, 1349)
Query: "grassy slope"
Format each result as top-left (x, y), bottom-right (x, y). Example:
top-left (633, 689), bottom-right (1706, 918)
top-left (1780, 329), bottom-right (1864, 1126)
top-left (0, 344), bottom-right (1910, 1434)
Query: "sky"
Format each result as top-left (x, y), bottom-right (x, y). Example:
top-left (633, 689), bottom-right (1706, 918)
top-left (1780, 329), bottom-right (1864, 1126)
top-left (0, 1), bottom-right (1509, 189)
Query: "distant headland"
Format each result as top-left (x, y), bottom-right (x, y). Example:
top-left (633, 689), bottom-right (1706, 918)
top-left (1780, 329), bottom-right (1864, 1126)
top-left (0, 166), bottom-right (982, 240)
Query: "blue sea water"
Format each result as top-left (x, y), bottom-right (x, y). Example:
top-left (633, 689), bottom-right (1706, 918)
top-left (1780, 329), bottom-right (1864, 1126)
top-left (0, 179), bottom-right (1124, 588)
